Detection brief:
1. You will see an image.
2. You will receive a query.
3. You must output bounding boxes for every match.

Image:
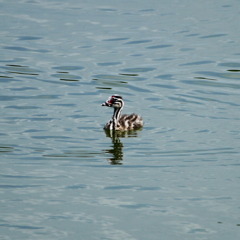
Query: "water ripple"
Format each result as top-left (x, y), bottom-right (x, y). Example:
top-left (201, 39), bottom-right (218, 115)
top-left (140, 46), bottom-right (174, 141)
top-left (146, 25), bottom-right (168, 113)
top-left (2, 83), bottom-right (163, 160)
top-left (182, 77), bottom-right (240, 90)
top-left (146, 44), bottom-right (173, 49)
top-left (4, 46), bottom-right (50, 53)
top-left (1, 64), bottom-right (41, 76)
top-left (195, 70), bottom-right (240, 80)
top-left (200, 33), bottom-right (228, 39)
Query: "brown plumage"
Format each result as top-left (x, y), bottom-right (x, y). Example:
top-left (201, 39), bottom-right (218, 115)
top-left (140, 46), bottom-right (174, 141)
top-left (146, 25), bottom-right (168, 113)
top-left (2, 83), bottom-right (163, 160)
top-left (101, 95), bottom-right (143, 131)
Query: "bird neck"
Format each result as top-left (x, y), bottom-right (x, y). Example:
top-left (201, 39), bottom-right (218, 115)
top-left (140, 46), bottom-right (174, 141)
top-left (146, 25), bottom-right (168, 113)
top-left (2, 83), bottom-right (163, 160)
top-left (112, 107), bottom-right (122, 130)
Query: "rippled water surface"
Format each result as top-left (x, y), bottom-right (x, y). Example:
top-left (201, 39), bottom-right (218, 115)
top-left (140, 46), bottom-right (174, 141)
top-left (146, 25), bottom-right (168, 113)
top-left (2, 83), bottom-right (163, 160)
top-left (1, 0), bottom-right (240, 239)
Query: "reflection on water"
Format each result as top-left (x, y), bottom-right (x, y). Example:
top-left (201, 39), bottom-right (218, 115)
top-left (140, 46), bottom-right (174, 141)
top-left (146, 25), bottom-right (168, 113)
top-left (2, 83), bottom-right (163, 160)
top-left (104, 129), bottom-right (142, 165)
top-left (104, 133), bottom-right (123, 165)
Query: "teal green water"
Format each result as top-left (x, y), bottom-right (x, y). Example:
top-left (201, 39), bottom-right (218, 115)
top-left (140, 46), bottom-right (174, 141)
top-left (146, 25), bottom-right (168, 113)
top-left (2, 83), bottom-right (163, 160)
top-left (1, 0), bottom-right (240, 239)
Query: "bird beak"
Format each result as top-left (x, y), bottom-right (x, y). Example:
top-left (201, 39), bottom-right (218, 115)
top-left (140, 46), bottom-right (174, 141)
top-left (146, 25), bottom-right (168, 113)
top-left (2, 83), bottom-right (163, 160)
top-left (102, 97), bottom-right (113, 107)
top-left (101, 101), bottom-right (110, 107)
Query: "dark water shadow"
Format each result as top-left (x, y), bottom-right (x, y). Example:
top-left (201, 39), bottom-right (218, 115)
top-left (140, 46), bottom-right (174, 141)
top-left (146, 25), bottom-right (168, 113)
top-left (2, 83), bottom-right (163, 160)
top-left (1, 64), bottom-right (41, 76)
top-left (103, 129), bottom-right (142, 165)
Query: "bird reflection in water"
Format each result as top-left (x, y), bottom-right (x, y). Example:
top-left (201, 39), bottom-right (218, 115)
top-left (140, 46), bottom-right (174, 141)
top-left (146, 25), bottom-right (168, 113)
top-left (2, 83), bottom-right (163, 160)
top-left (103, 129), bottom-right (141, 165)
top-left (101, 95), bottom-right (143, 164)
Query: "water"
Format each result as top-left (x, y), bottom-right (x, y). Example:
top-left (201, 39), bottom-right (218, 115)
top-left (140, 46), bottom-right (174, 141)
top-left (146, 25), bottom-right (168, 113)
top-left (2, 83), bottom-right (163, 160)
top-left (1, 0), bottom-right (240, 239)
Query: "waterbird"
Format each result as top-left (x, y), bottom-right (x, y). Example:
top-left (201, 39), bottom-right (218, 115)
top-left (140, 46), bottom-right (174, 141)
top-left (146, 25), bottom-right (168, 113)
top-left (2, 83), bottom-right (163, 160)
top-left (101, 95), bottom-right (143, 131)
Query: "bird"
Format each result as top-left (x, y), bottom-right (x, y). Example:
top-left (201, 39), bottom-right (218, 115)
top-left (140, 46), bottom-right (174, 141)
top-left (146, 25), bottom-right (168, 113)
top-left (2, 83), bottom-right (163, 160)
top-left (101, 95), bottom-right (143, 131)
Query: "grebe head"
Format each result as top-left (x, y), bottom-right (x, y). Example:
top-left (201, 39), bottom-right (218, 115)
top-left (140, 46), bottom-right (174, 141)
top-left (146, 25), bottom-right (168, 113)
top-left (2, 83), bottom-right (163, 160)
top-left (102, 95), bottom-right (124, 108)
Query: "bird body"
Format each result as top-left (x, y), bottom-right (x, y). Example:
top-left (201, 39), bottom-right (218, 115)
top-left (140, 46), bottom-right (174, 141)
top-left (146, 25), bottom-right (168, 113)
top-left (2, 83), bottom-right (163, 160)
top-left (102, 95), bottom-right (143, 131)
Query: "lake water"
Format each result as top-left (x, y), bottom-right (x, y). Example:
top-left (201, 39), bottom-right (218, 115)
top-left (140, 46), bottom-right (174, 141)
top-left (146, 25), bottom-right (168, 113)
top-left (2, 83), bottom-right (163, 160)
top-left (1, 0), bottom-right (240, 239)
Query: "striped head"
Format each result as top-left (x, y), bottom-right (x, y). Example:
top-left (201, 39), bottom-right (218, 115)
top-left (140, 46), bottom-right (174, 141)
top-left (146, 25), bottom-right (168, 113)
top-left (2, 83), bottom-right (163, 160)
top-left (102, 95), bottom-right (124, 109)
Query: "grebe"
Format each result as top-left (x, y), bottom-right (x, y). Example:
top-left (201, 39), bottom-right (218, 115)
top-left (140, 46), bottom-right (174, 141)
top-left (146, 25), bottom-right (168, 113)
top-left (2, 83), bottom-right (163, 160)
top-left (101, 95), bottom-right (143, 131)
